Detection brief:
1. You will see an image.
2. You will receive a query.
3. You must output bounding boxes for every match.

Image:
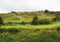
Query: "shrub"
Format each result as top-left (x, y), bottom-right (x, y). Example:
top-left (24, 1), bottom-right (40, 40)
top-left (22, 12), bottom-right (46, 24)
top-left (0, 17), bottom-right (4, 25)
top-left (21, 21), bottom-right (26, 25)
top-left (0, 29), bottom-right (4, 33)
top-left (7, 22), bottom-right (13, 25)
top-left (34, 29), bottom-right (40, 32)
top-left (31, 16), bottom-right (38, 25)
top-left (0, 29), bottom-right (6, 33)
top-left (53, 15), bottom-right (60, 21)
top-left (38, 19), bottom-right (51, 25)
top-left (8, 29), bottom-right (19, 34)
top-left (56, 27), bottom-right (60, 31)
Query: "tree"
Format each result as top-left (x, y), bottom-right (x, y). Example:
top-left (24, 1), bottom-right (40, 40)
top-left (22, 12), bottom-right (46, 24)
top-left (31, 16), bottom-right (38, 25)
top-left (11, 11), bottom-right (17, 15)
top-left (44, 9), bottom-right (49, 14)
top-left (0, 17), bottom-right (4, 25)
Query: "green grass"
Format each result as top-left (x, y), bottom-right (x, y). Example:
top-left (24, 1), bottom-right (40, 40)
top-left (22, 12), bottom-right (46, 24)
top-left (0, 11), bottom-right (59, 29)
top-left (1, 21), bottom-right (60, 29)
top-left (0, 28), bottom-right (60, 42)
top-left (0, 12), bottom-right (55, 23)
top-left (0, 12), bottom-right (60, 42)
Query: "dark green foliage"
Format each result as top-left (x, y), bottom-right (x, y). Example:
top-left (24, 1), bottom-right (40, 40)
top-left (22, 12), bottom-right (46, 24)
top-left (11, 11), bottom-right (17, 15)
top-left (0, 29), bottom-right (10, 33)
top-left (38, 19), bottom-right (51, 25)
top-left (21, 21), bottom-right (26, 25)
top-left (31, 16), bottom-right (38, 25)
top-left (11, 11), bottom-right (16, 13)
top-left (44, 9), bottom-right (49, 14)
top-left (34, 29), bottom-right (40, 32)
top-left (8, 29), bottom-right (19, 34)
top-left (8, 22), bottom-right (12, 25)
top-left (31, 17), bottom-right (51, 25)
top-left (56, 27), bottom-right (60, 31)
top-left (0, 29), bottom-right (4, 33)
top-left (4, 36), bottom-right (14, 42)
top-left (49, 11), bottom-right (55, 14)
top-left (53, 15), bottom-right (60, 21)
top-left (0, 17), bottom-right (4, 25)
top-left (55, 11), bottom-right (60, 15)
top-left (0, 28), bottom-right (59, 42)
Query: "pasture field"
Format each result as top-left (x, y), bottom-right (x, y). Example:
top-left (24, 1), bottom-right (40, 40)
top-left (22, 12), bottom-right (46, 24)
top-left (0, 11), bottom-right (56, 29)
top-left (0, 12), bottom-right (55, 23)
top-left (0, 11), bottom-right (60, 42)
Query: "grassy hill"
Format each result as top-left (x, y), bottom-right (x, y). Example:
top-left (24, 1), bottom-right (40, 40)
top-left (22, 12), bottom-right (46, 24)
top-left (0, 11), bottom-right (55, 23)
top-left (0, 11), bottom-right (60, 42)
top-left (0, 11), bottom-right (59, 29)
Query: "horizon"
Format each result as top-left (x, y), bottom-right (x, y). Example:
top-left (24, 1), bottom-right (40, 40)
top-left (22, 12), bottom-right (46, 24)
top-left (0, 9), bottom-right (60, 14)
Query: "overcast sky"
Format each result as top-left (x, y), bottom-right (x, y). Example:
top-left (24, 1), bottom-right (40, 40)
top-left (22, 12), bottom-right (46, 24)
top-left (0, 0), bottom-right (60, 13)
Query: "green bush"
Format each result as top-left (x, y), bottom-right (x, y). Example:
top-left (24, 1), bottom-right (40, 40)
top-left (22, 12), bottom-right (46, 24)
top-left (7, 22), bottom-right (13, 25)
top-left (34, 29), bottom-right (40, 32)
top-left (38, 19), bottom-right (51, 25)
top-left (0, 29), bottom-right (6, 33)
top-left (53, 15), bottom-right (60, 21)
top-left (31, 16), bottom-right (38, 25)
top-left (20, 21), bottom-right (26, 25)
top-left (0, 29), bottom-right (4, 33)
top-left (8, 29), bottom-right (19, 34)
top-left (56, 27), bottom-right (60, 31)
top-left (0, 17), bottom-right (4, 25)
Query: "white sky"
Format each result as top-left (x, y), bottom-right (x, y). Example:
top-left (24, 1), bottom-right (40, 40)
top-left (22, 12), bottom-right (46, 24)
top-left (0, 0), bottom-right (60, 13)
